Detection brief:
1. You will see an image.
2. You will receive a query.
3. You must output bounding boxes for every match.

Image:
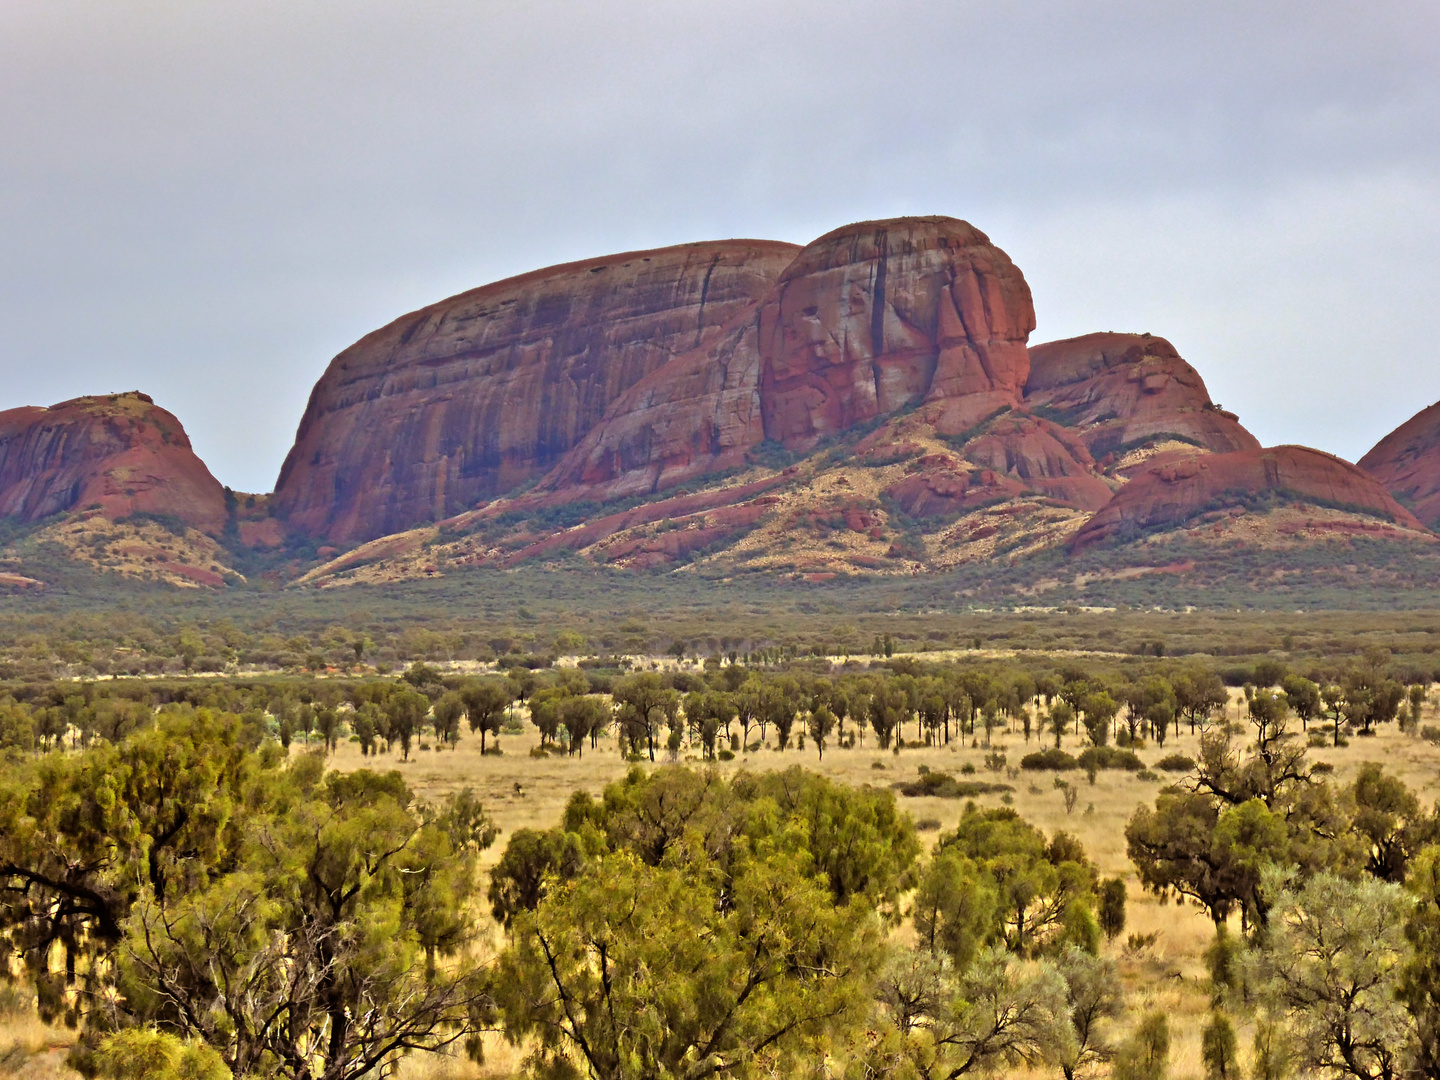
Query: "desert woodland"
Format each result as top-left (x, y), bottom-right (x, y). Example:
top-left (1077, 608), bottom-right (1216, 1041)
top-left (5, 1), bottom-right (1440, 1076)
top-left (2, 634), bottom-right (1440, 1080)
top-left (5, 216), bottom-right (1440, 1080)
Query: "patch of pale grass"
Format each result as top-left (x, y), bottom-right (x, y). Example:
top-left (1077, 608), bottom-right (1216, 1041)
top-left (323, 704), bottom-right (1440, 1080)
top-left (0, 1005), bottom-right (79, 1080)
top-left (390, 1037), bottom-right (523, 1080)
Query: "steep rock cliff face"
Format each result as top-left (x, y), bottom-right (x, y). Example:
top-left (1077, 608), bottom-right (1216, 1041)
top-left (538, 318), bottom-right (770, 500)
top-left (543, 217), bottom-right (1036, 503)
top-left (1024, 332), bottom-right (1258, 459)
top-left (1358, 401), bottom-right (1440, 529)
top-left (956, 412), bottom-right (1115, 510)
top-left (1071, 445), bottom-right (1423, 549)
top-left (758, 217), bottom-right (1035, 445)
top-left (270, 239), bottom-right (801, 543)
top-left (0, 392), bottom-right (227, 535)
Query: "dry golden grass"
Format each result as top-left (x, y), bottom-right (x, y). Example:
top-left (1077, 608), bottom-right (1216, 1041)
top-left (326, 689), bottom-right (1440, 1078)
top-left (6, 697), bottom-right (1435, 1079)
top-left (0, 1003), bottom-right (78, 1080)
top-left (390, 1040), bottom-right (523, 1080)
top-left (328, 687), bottom-right (1440, 870)
top-left (10, 514), bottom-right (239, 588)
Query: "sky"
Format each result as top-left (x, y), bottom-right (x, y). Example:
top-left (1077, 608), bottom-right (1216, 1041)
top-left (2, 1), bottom-right (1437, 493)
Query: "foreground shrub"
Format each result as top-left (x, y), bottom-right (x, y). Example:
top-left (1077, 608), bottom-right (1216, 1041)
top-left (1021, 748), bottom-right (1080, 771)
top-left (493, 766), bottom-right (918, 1076)
top-left (1154, 753), bottom-right (1196, 772)
top-left (1077, 746), bottom-right (1143, 772)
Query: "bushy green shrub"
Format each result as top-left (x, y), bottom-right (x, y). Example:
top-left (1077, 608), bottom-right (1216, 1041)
top-left (1077, 746), bottom-right (1143, 772)
top-left (893, 771), bottom-right (1012, 798)
top-left (1020, 748), bottom-right (1079, 771)
top-left (1113, 1011), bottom-right (1170, 1080)
top-left (1154, 753), bottom-right (1196, 772)
top-left (1201, 1013), bottom-right (1239, 1080)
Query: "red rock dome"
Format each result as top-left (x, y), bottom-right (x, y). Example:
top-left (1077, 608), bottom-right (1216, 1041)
top-left (1071, 444), bottom-right (1424, 549)
top-left (0, 392), bottom-right (227, 535)
top-left (270, 239), bottom-right (801, 543)
top-left (759, 216), bottom-right (1035, 446)
top-left (546, 216), bottom-right (1037, 503)
top-left (1025, 332), bottom-right (1258, 458)
top-left (1358, 400), bottom-right (1440, 529)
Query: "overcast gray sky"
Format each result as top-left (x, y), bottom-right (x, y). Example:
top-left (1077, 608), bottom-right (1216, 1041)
top-left (2, 1), bottom-right (1437, 492)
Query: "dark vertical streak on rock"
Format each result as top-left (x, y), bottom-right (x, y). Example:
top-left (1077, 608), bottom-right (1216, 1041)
top-left (695, 255), bottom-right (720, 348)
top-left (870, 230), bottom-right (889, 404)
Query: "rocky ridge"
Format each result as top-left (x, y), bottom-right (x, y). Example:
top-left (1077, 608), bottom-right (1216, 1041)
top-left (5, 216), bottom-right (1436, 595)
top-left (271, 239), bottom-right (802, 543)
top-left (1071, 445), bottom-right (1424, 551)
top-left (1359, 401), bottom-right (1440, 530)
top-left (279, 217), bottom-right (1434, 587)
top-left (0, 393), bottom-right (228, 535)
top-left (1024, 332), bottom-right (1259, 462)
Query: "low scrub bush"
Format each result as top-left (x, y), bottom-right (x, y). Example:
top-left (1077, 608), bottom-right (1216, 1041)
top-left (1077, 746), bottom-right (1143, 772)
top-left (893, 771), bottom-right (1012, 798)
top-left (0, 982), bottom-right (32, 1018)
top-left (1020, 748), bottom-right (1079, 771)
top-left (1155, 753), bottom-right (1196, 772)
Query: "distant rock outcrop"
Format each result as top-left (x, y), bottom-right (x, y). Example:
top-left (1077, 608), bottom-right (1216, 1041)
top-left (270, 216), bottom-right (1295, 570)
top-left (758, 217), bottom-right (1035, 445)
top-left (1071, 445), bottom-right (1423, 549)
top-left (1358, 401), bottom-right (1440, 529)
top-left (270, 239), bottom-right (801, 543)
top-left (0, 392), bottom-right (227, 535)
top-left (8, 220), bottom-right (1433, 594)
top-left (544, 217), bottom-right (1036, 502)
top-left (1025, 332), bottom-right (1258, 459)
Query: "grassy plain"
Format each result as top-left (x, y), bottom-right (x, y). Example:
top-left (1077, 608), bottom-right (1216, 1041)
top-left (318, 683), bottom-right (1440, 1080)
top-left (5, 669), bottom-right (1439, 1080)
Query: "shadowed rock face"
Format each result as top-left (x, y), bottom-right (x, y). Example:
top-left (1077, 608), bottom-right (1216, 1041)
top-left (269, 218), bottom-right (1292, 554)
top-left (1071, 445), bottom-right (1424, 550)
top-left (957, 412), bottom-right (1115, 510)
top-left (758, 217), bottom-right (1035, 446)
top-left (1025, 332), bottom-right (1259, 459)
top-left (0, 392), bottom-right (227, 535)
top-left (544, 216), bottom-right (1037, 502)
top-left (1359, 401), bottom-right (1440, 529)
top-left (270, 239), bottom-right (801, 543)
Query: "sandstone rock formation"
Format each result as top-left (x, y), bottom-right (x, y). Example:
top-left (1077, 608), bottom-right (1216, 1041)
top-left (543, 217), bottom-right (1036, 503)
top-left (1071, 445), bottom-right (1423, 550)
top-left (0, 392), bottom-right (227, 535)
top-left (1024, 332), bottom-right (1258, 459)
top-left (257, 214), bottom-right (1416, 588)
top-left (758, 217), bottom-right (1035, 445)
top-left (271, 239), bottom-right (801, 543)
top-left (949, 412), bottom-right (1115, 510)
top-left (1358, 401), bottom-right (1440, 529)
top-left (537, 317), bottom-right (771, 500)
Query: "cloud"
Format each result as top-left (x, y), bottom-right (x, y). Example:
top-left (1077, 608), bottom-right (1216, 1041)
top-left (1, 0), bottom-right (1436, 489)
